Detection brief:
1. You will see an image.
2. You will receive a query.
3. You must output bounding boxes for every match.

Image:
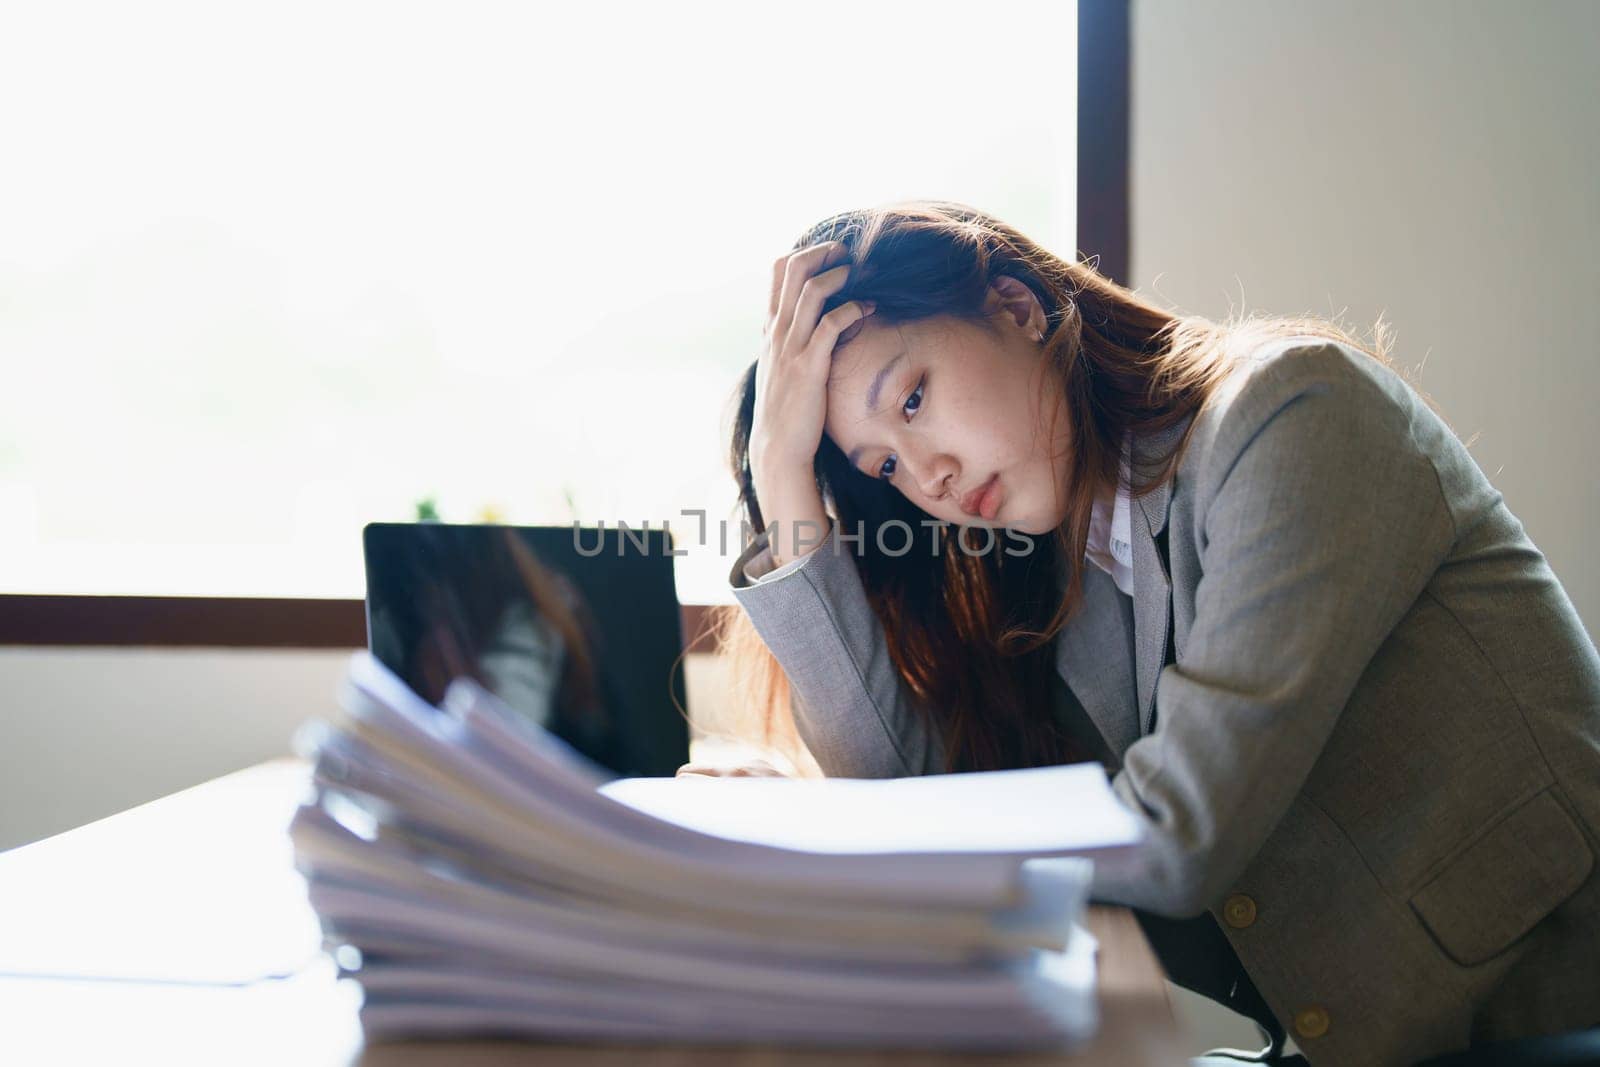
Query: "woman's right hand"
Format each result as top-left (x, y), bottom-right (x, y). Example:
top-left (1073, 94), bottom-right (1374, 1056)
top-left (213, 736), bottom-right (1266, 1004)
top-left (749, 240), bottom-right (875, 564)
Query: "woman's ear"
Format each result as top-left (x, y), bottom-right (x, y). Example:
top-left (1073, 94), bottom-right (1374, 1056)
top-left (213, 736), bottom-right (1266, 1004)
top-left (985, 275), bottom-right (1046, 339)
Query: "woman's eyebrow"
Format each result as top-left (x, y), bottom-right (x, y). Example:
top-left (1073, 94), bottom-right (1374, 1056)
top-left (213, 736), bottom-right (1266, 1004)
top-left (865, 351), bottom-right (906, 416)
top-left (846, 350), bottom-right (906, 471)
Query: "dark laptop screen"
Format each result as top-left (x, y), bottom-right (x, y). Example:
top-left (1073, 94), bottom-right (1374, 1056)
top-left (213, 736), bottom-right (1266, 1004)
top-left (362, 522), bottom-right (689, 778)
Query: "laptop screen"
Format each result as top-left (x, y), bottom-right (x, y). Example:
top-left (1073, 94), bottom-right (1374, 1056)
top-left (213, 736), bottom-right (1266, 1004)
top-left (361, 522), bottom-right (690, 778)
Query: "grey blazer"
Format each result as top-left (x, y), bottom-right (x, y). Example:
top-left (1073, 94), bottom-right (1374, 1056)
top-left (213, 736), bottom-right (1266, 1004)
top-left (727, 336), bottom-right (1600, 1066)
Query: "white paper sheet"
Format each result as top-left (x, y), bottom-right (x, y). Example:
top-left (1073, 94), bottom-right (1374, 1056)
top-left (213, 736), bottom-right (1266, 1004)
top-left (599, 762), bottom-right (1143, 855)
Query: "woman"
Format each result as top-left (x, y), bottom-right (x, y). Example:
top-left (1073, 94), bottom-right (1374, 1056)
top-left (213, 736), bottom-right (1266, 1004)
top-left (701, 201), bottom-right (1600, 1066)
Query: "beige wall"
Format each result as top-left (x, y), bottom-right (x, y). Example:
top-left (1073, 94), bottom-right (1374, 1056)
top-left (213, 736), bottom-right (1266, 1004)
top-left (1, 647), bottom-right (347, 852)
top-left (1129, 0), bottom-right (1599, 637)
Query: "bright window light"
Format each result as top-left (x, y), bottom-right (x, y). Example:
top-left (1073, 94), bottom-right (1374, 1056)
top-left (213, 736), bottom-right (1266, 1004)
top-left (0, 0), bottom-right (1078, 605)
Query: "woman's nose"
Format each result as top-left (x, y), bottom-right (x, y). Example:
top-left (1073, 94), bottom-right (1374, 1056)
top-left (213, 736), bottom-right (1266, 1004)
top-left (911, 452), bottom-right (957, 504)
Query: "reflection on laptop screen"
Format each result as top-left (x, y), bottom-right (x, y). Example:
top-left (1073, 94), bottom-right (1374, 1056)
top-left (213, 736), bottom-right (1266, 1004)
top-left (362, 523), bottom-right (689, 778)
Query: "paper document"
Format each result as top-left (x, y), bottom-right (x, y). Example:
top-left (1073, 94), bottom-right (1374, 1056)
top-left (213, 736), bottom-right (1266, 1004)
top-left (288, 651), bottom-right (1134, 1051)
top-left (599, 763), bottom-right (1141, 855)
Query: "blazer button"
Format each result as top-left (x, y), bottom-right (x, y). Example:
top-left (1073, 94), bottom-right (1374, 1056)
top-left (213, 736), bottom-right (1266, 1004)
top-left (1294, 1006), bottom-right (1331, 1040)
top-left (1222, 893), bottom-right (1257, 929)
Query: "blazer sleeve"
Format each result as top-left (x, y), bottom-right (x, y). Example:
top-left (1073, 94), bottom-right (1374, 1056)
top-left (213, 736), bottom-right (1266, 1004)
top-left (1089, 344), bottom-right (1459, 917)
top-left (736, 539), bottom-right (813, 586)
top-left (727, 518), bottom-right (946, 777)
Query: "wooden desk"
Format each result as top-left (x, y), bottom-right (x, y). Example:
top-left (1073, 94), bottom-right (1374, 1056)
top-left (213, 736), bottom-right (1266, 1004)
top-left (0, 761), bottom-right (1189, 1065)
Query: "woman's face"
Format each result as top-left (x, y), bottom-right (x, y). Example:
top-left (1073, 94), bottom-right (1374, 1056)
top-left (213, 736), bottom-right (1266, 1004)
top-left (823, 281), bottom-right (1072, 536)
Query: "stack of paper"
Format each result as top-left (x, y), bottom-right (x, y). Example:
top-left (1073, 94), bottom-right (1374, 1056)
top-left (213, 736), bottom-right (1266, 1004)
top-left (289, 651), bottom-right (1144, 1051)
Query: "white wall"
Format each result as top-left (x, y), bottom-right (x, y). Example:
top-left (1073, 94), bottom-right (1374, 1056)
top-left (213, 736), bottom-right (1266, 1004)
top-left (1130, 0), bottom-right (1599, 636)
top-left (1, 647), bottom-right (347, 851)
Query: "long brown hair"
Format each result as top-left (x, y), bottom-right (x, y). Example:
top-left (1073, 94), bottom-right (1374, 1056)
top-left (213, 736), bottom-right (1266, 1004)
top-left (706, 199), bottom-right (1418, 776)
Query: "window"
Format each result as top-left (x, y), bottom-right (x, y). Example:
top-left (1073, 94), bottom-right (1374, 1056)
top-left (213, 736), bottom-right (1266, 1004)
top-left (0, 1), bottom-right (1079, 608)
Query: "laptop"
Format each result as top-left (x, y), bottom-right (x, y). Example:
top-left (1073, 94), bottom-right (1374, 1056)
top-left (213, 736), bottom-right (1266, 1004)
top-left (361, 522), bottom-right (689, 778)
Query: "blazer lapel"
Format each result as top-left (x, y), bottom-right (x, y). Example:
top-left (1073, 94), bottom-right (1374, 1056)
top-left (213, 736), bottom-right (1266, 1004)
top-left (1130, 421), bottom-right (1184, 736)
top-left (1055, 563), bottom-right (1141, 759)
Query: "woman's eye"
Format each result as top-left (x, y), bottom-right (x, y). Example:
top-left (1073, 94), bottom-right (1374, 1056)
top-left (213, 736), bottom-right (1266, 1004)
top-left (903, 377), bottom-right (924, 417)
top-left (875, 377), bottom-right (924, 480)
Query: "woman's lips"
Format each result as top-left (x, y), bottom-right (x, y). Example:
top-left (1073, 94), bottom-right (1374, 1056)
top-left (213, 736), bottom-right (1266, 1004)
top-left (960, 474), bottom-right (1001, 519)
top-left (977, 474), bottom-right (1003, 520)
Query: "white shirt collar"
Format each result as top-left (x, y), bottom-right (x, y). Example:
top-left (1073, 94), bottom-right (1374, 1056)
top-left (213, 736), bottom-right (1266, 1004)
top-left (1085, 433), bottom-right (1136, 596)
